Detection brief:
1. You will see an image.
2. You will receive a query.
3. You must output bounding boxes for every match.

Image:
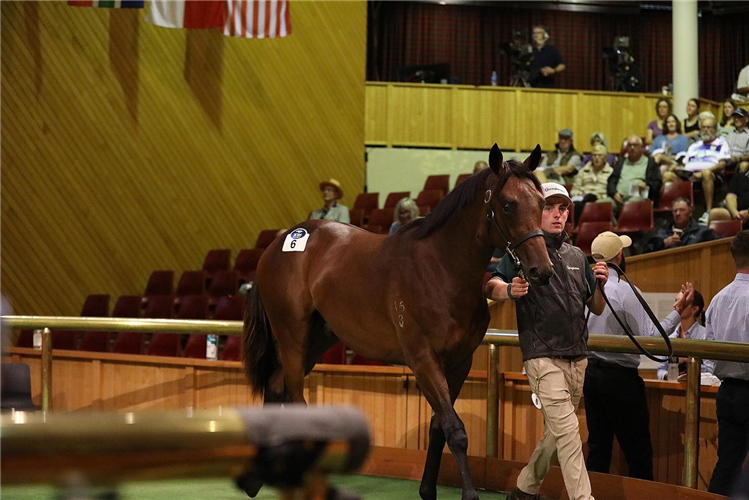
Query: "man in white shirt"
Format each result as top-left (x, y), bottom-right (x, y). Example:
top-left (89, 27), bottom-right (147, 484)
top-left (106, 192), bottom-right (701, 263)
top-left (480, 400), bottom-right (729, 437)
top-left (683, 117), bottom-right (731, 219)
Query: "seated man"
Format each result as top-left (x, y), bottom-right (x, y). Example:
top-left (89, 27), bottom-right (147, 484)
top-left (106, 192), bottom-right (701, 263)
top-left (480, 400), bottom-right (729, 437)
top-left (725, 107), bottom-right (749, 174)
top-left (657, 290), bottom-right (715, 380)
top-left (681, 117), bottom-right (731, 221)
top-left (309, 178), bottom-right (350, 223)
top-left (606, 135), bottom-right (662, 215)
top-left (709, 166), bottom-right (749, 229)
top-left (535, 128), bottom-right (582, 184)
top-left (645, 197), bottom-right (717, 253)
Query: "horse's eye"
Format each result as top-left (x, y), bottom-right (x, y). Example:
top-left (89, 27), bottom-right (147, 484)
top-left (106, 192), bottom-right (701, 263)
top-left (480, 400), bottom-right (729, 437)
top-left (502, 203), bottom-right (512, 214)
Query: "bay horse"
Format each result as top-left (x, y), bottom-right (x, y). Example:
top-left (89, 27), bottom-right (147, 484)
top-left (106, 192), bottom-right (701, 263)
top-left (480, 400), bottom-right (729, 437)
top-left (242, 144), bottom-right (553, 500)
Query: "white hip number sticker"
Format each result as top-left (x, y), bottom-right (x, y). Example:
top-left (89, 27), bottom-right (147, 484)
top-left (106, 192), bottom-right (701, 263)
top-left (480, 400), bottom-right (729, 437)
top-left (282, 228), bottom-right (310, 252)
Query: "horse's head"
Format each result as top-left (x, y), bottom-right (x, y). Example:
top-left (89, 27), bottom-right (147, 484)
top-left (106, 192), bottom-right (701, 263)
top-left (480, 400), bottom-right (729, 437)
top-left (485, 143), bottom-right (553, 287)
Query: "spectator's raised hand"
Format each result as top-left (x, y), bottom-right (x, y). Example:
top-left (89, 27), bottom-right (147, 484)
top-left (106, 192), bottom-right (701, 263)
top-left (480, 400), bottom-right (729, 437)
top-left (673, 282), bottom-right (694, 313)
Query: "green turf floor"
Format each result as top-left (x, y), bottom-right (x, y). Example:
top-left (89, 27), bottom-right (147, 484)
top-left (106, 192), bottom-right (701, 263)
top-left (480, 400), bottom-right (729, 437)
top-left (2, 475), bottom-right (508, 500)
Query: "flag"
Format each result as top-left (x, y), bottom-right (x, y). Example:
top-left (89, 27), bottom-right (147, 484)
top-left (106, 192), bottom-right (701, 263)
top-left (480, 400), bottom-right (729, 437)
top-left (224, 0), bottom-right (291, 39)
top-left (69, 1), bottom-right (144, 7)
top-left (146, 1), bottom-right (226, 29)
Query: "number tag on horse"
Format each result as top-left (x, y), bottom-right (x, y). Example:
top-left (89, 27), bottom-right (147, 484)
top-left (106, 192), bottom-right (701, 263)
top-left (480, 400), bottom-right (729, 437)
top-left (282, 228), bottom-right (309, 252)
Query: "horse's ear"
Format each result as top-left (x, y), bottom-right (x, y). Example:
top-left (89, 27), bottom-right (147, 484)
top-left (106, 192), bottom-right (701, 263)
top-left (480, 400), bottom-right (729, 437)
top-left (489, 143), bottom-right (504, 175)
top-left (524, 144), bottom-right (543, 171)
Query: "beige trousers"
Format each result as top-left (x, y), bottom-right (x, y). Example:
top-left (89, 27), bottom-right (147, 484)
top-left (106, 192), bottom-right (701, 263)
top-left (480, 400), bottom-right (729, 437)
top-left (516, 356), bottom-right (593, 500)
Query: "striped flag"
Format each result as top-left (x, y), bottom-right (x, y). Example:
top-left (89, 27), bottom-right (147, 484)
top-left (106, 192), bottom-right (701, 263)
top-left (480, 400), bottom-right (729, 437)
top-left (146, 1), bottom-right (226, 29)
top-left (224, 0), bottom-right (291, 39)
top-left (69, 1), bottom-right (144, 7)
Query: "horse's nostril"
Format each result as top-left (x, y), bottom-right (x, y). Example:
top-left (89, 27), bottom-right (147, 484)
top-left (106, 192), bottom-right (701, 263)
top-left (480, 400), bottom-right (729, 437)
top-left (528, 267), bottom-right (540, 279)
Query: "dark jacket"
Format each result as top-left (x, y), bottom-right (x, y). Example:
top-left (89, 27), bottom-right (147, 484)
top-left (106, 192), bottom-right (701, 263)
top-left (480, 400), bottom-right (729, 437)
top-left (606, 156), bottom-right (662, 205)
top-left (646, 219), bottom-right (717, 253)
top-left (495, 232), bottom-right (592, 361)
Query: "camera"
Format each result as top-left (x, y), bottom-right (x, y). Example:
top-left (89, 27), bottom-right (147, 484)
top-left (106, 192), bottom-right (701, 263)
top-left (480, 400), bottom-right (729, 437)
top-left (500, 30), bottom-right (534, 87)
top-left (603, 36), bottom-right (643, 92)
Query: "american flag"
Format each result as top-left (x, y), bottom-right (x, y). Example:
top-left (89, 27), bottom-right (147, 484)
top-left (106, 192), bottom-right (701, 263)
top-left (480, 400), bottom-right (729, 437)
top-left (224, 0), bottom-right (291, 39)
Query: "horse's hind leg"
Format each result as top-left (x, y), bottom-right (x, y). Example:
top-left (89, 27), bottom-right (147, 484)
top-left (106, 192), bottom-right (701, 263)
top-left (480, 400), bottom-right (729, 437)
top-left (408, 347), bottom-right (478, 500)
top-left (263, 366), bottom-right (285, 404)
top-left (419, 356), bottom-right (473, 500)
top-left (267, 315), bottom-right (311, 405)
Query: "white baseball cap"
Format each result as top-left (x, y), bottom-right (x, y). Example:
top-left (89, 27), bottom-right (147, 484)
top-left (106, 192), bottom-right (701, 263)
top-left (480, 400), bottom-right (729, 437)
top-left (541, 183), bottom-right (572, 205)
top-left (591, 231), bottom-right (632, 262)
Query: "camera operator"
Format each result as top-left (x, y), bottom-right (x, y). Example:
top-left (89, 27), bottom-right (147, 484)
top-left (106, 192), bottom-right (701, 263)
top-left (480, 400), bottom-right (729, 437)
top-left (529, 25), bottom-right (565, 89)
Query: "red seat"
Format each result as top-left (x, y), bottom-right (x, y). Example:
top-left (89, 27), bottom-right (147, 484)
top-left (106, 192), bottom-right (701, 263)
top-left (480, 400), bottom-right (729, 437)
top-left (208, 270), bottom-right (239, 306)
top-left (367, 208), bottom-right (395, 234)
top-left (175, 271), bottom-right (206, 308)
top-left (216, 296), bottom-right (246, 361)
top-left (234, 248), bottom-right (264, 284)
top-left (15, 330), bottom-right (33, 348)
top-left (144, 295), bottom-right (178, 357)
top-left (384, 192), bottom-right (410, 208)
top-left (354, 193), bottom-right (380, 220)
top-left (416, 189), bottom-right (443, 213)
top-left (656, 181), bottom-right (694, 213)
top-left (454, 174), bottom-right (472, 188)
top-left (349, 353), bottom-right (387, 366)
top-left (575, 202), bottom-right (613, 230)
top-left (255, 229), bottom-right (281, 249)
top-left (349, 208), bottom-right (365, 227)
top-left (710, 219), bottom-right (743, 238)
top-left (565, 203), bottom-right (575, 234)
top-left (424, 175), bottom-right (450, 197)
top-left (111, 296), bottom-right (146, 354)
top-left (575, 222), bottom-right (613, 256)
top-left (54, 294), bottom-right (110, 351)
top-left (418, 206), bottom-right (430, 216)
top-left (179, 296), bottom-right (212, 359)
top-left (615, 200), bottom-right (654, 233)
top-left (321, 341), bottom-right (346, 364)
top-left (202, 249), bottom-right (231, 282)
top-left (144, 270), bottom-right (174, 297)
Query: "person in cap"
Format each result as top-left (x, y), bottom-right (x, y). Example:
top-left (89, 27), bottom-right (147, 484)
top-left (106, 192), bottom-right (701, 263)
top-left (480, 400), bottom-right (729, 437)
top-left (309, 178), bottom-right (350, 224)
top-left (536, 128), bottom-right (583, 185)
top-left (656, 289), bottom-right (714, 381)
top-left (584, 231), bottom-right (694, 481)
top-left (485, 183), bottom-right (608, 500)
top-left (725, 107), bottom-right (749, 174)
top-left (707, 230), bottom-right (749, 495)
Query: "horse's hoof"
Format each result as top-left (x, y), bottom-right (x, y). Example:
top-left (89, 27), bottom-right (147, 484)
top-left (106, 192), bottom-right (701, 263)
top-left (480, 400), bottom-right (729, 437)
top-left (234, 473), bottom-right (263, 498)
top-left (461, 490), bottom-right (480, 500)
top-left (418, 486), bottom-right (437, 500)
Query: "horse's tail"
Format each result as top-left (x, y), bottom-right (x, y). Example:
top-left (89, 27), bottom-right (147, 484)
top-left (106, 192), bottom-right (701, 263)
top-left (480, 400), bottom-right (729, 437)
top-left (242, 283), bottom-right (279, 396)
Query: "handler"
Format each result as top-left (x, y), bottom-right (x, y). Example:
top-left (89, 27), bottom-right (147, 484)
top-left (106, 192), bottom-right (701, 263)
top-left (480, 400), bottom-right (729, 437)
top-left (485, 183), bottom-right (608, 500)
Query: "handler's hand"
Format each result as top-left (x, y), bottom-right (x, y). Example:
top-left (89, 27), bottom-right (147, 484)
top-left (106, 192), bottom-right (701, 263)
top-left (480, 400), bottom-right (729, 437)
top-left (510, 277), bottom-right (529, 298)
top-left (592, 262), bottom-right (609, 285)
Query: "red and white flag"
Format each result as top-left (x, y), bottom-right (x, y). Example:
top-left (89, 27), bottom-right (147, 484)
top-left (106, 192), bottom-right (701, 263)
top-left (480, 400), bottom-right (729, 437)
top-left (146, 0), bottom-right (225, 29)
top-left (224, 0), bottom-right (291, 39)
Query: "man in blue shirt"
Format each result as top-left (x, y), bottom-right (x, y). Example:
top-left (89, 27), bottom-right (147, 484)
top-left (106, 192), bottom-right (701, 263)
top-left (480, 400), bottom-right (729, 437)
top-left (708, 230), bottom-right (749, 495)
top-left (585, 231), bottom-right (694, 480)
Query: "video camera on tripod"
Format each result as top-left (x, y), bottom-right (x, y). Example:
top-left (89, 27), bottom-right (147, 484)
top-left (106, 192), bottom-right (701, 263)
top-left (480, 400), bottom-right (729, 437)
top-left (500, 30), bottom-right (534, 87)
top-left (603, 36), bottom-right (644, 92)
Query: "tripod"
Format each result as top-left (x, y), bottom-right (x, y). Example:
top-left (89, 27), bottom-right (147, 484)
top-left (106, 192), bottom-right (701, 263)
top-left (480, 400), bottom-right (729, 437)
top-left (510, 70), bottom-right (530, 87)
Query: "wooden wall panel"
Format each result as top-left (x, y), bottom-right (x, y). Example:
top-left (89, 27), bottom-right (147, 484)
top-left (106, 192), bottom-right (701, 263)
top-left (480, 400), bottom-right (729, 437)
top-left (1, 1), bottom-right (366, 317)
top-left (453, 87), bottom-right (517, 151)
top-left (387, 84), bottom-right (454, 148)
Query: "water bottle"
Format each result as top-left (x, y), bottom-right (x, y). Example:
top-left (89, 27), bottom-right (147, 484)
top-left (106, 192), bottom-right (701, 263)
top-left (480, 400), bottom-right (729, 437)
top-left (206, 334), bottom-right (218, 360)
top-left (33, 329), bottom-right (42, 350)
top-left (668, 357), bottom-right (679, 381)
top-left (491, 70), bottom-right (499, 87)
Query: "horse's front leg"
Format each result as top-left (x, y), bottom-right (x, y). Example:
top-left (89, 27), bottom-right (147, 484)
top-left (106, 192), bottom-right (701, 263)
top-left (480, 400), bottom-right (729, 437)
top-left (407, 346), bottom-right (478, 500)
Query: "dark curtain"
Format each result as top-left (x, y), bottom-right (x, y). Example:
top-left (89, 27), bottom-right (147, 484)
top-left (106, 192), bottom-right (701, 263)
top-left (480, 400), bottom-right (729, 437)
top-left (367, 2), bottom-right (748, 101)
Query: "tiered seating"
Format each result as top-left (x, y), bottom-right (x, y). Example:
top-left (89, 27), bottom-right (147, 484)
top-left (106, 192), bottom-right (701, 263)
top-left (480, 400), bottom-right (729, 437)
top-left (367, 208), bottom-right (395, 234)
top-left (202, 249), bottom-right (231, 284)
top-left (111, 295), bottom-right (148, 354)
top-left (174, 271), bottom-right (206, 307)
top-left (656, 181), bottom-right (693, 214)
top-left (143, 270), bottom-right (173, 308)
top-left (349, 208), bottom-right (365, 227)
top-left (424, 175), bottom-right (450, 197)
top-left (255, 229), bottom-right (281, 249)
top-left (234, 248), bottom-right (264, 284)
top-left (208, 270), bottom-right (239, 307)
top-left (454, 173), bottom-right (472, 188)
top-left (615, 200), bottom-right (654, 233)
top-left (575, 222), bottom-right (614, 256)
top-left (217, 296), bottom-right (247, 361)
top-left (353, 193), bottom-right (379, 221)
top-left (575, 202), bottom-right (613, 231)
top-left (144, 295), bottom-right (178, 357)
top-left (53, 294), bottom-right (110, 350)
top-left (710, 219), bottom-right (743, 238)
top-left (384, 191), bottom-right (410, 208)
top-left (416, 189), bottom-right (443, 215)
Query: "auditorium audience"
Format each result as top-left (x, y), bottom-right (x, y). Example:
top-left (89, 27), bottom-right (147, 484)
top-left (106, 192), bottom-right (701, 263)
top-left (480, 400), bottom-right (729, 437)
top-left (607, 135), bottom-right (661, 215)
top-left (656, 289), bottom-right (714, 381)
top-left (683, 117), bottom-right (731, 217)
top-left (646, 98), bottom-right (672, 145)
top-left (707, 230), bottom-right (749, 496)
top-left (389, 197), bottom-right (419, 235)
top-left (709, 166), bottom-right (749, 229)
top-left (309, 178), bottom-right (350, 223)
top-left (720, 98), bottom-right (738, 137)
top-left (581, 132), bottom-right (617, 167)
top-left (684, 98), bottom-right (702, 142)
top-left (536, 128), bottom-right (582, 184)
top-left (725, 108), bottom-right (749, 173)
top-left (645, 197), bottom-right (717, 252)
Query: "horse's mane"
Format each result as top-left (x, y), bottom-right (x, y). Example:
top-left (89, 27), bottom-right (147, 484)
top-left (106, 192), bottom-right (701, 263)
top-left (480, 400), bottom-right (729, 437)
top-left (410, 160), bottom-right (541, 240)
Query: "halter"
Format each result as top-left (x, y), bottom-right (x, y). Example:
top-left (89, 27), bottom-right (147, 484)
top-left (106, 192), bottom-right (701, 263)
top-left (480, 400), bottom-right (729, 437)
top-left (484, 189), bottom-right (544, 279)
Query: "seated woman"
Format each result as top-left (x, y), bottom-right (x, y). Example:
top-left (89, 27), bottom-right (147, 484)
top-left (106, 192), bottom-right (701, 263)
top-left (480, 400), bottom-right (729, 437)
top-left (653, 114), bottom-right (689, 176)
top-left (719, 97), bottom-right (738, 136)
top-left (580, 132), bottom-right (617, 167)
top-left (683, 97), bottom-right (701, 142)
top-left (570, 144), bottom-right (614, 224)
top-left (389, 197), bottom-right (419, 235)
top-left (646, 97), bottom-right (672, 145)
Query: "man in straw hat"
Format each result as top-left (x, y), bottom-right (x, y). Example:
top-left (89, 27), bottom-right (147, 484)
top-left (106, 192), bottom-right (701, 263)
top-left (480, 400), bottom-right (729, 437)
top-left (310, 178), bottom-right (350, 223)
top-left (485, 183), bottom-right (607, 500)
top-left (584, 231), bottom-right (694, 481)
